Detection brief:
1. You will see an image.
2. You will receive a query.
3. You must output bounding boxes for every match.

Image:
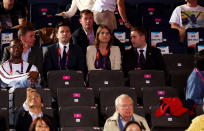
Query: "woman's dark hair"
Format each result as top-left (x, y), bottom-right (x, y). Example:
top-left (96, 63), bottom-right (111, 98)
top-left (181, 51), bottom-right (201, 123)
top-left (29, 116), bottom-right (54, 131)
top-left (195, 49), bottom-right (204, 71)
top-left (123, 121), bottom-right (143, 131)
top-left (93, 25), bottom-right (114, 48)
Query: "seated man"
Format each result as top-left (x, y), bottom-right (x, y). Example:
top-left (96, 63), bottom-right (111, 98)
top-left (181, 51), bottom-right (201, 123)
top-left (104, 94), bottom-right (150, 131)
top-left (0, 39), bottom-right (40, 88)
top-left (43, 22), bottom-right (85, 79)
top-left (169, 0), bottom-right (204, 42)
top-left (122, 27), bottom-right (166, 77)
top-left (15, 88), bottom-right (55, 131)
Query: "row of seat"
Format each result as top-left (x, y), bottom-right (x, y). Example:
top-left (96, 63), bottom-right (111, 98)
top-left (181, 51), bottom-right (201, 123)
top-left (0, 86), bottom-right (203, 131)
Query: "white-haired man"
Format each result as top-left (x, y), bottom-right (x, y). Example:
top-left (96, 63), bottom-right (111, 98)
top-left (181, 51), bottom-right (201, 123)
top-left (104, 94), bottom-right (150, 131)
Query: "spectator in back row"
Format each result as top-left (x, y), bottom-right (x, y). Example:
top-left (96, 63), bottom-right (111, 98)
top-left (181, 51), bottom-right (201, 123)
top-left (72, 9), bottom-right (98, 56)
top-left (0, 0), bottom-right (26, 31)
top-left (43, 22), bottom-right (85, 79)
top-left (122, 27), bottom-right (166, 77)
top-left (104, 94), bottom-right (150, 131)
top-left (169, 0), bottom-right (204, 43)
top-left (186, 49), bottom-right (204, 104)
top-left (86, 25), bottom-right (121, 70)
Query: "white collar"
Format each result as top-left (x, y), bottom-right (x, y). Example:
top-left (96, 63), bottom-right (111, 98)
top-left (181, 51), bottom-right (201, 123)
top-left (29, 111), bottom-right (43, 121)
top-left (137, 44), bottom-right (147, 53)
top-left (83, 28), bottom-right (94, 36)
top-left (59, 42), bottom-right (69, 50)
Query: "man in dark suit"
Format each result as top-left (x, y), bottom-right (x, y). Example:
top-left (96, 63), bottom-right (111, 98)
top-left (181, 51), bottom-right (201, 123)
top-left (43, 22), bottom-right (84, 79)
top-left (72, 9), bottom-right (97, 56)
top-left (15, 88), bottom-right (56, 131)
top-left (1, 27), bottom-right (43, 77)
top-left (122, 27), bottom-right (166, 77)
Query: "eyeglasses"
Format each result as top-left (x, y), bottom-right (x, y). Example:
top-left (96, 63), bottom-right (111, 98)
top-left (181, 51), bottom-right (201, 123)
top-left (100, 31), bottom-right (110, 35)
top-left (10, 45), bottom-right (23, 49)
top-left (119, 104), bottom-right (133, 108)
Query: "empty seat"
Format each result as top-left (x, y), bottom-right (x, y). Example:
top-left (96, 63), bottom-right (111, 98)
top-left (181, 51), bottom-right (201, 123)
top-left (47, 70), bottom-right (85, 97)
top-left (60, 127), bottom-right (101, 131)
top-left (13, 88), bottom-right (52, 111)
top-left (0, 89), bottom-right (8, 108)
top-left (0, 109), bottom-right (9, 131)
top-left (57, 88), bottom-right (95, 107)
top-left (88, 70), bottom-right (124, 88)
top-left (129, 70), bottom-right (166, 98)
top-left (151, 106), bottom-right (190, 130)
top-left (163, 54), bottom-right (194, 72)
top-left (29, 3), bottom-right (63, 29)
top-left (143, 87), bottom-right (179, 114)
top-left (170, 70), bottom-right (192, 98)
top-left (59, 106), bottom-right (99, 127)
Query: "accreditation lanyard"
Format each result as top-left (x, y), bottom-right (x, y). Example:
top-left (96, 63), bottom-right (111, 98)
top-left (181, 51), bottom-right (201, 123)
top-left (8, 60), bottom-right (23, 75)
top-left (58, 46), bottom-right (70, 69)
top-left (95, 48), bottom-right (109, 69)
top-left (118, 115), bottom-right (135, 131)
top-left (194, 68), bottom-right (204, 84)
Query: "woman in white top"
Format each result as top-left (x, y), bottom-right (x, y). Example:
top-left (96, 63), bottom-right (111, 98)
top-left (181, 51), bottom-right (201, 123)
top-left (86, 25), bottom-right (121, 70)
top-left (58, 0), bottom-right (95, 18)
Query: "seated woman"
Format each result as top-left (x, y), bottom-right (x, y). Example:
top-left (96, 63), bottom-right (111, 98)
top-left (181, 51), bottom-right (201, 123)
top-left (186, 50), bottom-right (204, 104)
top-left (86, 25), bottom-right (121, 70)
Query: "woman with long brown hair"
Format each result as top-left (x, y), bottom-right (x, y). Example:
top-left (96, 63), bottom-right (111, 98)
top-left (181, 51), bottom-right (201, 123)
top-left (86, 25), bottom-right (121, 70)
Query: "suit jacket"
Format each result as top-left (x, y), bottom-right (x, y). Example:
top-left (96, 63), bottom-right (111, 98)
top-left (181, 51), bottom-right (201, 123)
top-left (72, 25), bottom-right (98, 56)
top-left (86, 45), bottom-right (121, 70)
top-left (1, 46), bottom-right (43, 76)
top-left (15, 107), bottom-right (56, 131)
top-left (122, 45), bottom-right (166, 77)
top-left (43, 42), bottom-right (85, 79)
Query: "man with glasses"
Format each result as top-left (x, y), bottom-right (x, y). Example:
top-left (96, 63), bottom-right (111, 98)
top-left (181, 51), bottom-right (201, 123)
top-left (0, 39), bottom-right (40, 88)
top-left (104, 94), bottom-right (150, 131)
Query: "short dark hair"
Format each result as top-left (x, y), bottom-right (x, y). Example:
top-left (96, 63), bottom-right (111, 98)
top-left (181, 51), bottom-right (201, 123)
top-left (131, 26), bottom-right (147, 39)
top-left (123, 121), bottom-right (142, 131)
top-left (195, 49), bottom-right (204, 71)
top-left (55, 22), bottom-right (71, 33)
top-left (29, 116), bottom-right (54, 131)
top-left (18, 27), bottom-right (35, 38)
top-left (80, 9), bottom-right (93, 19)
top-left (10, 39), bottom-right (23, 47)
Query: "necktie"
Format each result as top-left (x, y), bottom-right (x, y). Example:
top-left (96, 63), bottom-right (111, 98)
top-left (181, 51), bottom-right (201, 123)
top-left (139, 49), bottom-right (145, 67)
top-left (62, 46), bottom-right (67, 67)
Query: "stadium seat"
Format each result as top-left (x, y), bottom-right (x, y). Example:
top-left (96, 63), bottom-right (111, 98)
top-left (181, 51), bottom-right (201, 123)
top-left (151, 106), bottom-right (190, 130)
top-left (0, 89), bottom-right (9, 108)
top-left (143, 87), bottom-right (179, 114)
top-left (129, 70), bottom-right (166, 98)
top-left (59, 106), bottom-right (99, 127)
top-left (0, 109), bottom-right (9, 131)
top-left (47, 70), bottom-right (85, 97)
top-left (57, 88), bottom-right (95, 107)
